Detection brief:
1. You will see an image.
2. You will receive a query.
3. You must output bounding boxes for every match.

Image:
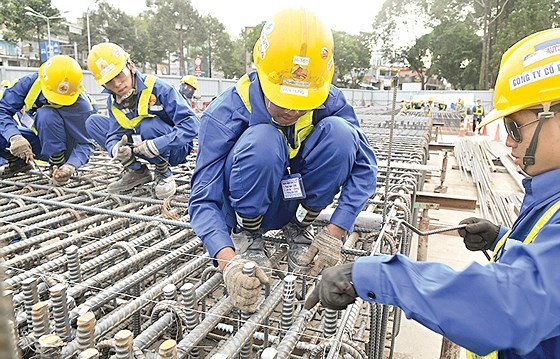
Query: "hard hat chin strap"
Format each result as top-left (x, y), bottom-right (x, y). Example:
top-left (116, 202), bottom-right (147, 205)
top-left (523, 107), bottom-right (554, 172)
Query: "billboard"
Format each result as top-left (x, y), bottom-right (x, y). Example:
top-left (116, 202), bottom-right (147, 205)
top-left (39, 41), bottom-right (60, 63)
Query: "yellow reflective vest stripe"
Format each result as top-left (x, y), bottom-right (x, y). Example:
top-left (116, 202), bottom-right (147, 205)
top-left (111, 75), bottom-right (157, 129)
top-left (235, 74), bottom-right (314, 159)
top-left (466, 199), bottom-right (560, 358)
top-left (474, 106), bottom-right (484, 115)
top-left (23, 78), bottom-right (43, 112)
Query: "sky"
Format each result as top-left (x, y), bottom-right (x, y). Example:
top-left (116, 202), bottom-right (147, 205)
top-left (50, 0), bottom-right (384, 37)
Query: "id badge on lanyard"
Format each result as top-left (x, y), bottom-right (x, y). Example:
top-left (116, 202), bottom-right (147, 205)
top-left (280, 167), bottom-right (306, 200)
top-left (20, 112), bottom-right (34, 129)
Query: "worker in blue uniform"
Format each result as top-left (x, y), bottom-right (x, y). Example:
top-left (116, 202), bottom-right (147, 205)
top-left (0, 55), bottom-right (96, 184)
top-left (309, 28), bottom-right (560, 359)
top-left (188, 8), bottom-right (377, 313)
top-left (179, 75), bottom-right (198, 108)
top-left (85, 43), bottom-right (199, 199)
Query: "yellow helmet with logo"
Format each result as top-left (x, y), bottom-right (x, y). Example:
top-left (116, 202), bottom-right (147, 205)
top-left (87, 42), bottom-right (130, 85)
top-left (481, 28), bottom-right (560, 127)
top-left (253, 8), bottom-right (334, 110)
top-left (180, 75), bottom-right (198, 90)
top-left (39, 55), bottom-right (83, 106)
top-left (0, 80), bottom-right (10, 88)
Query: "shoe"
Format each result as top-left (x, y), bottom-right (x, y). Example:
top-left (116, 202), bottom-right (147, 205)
top-left (154, 173), bottom-right (176, 199)
top-left (231, 230), bottom-right (272, 275)
top-left (107, 164), bottom-right (152, 194)
top-left (283, 222), bottom-right (314, 273)
top-left (0, 161), bottom-right (33, 176)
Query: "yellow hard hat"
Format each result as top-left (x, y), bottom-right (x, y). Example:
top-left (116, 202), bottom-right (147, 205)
top-left (87, 42), bottom-right (130, 85)
top-left (0, 80), bottom-right (10, 87)
top-left (39, 55), bottom-right (83, 106)
top-left (481, 28), bottom-right (560, 127)
top-left (253, 8), bottom-right (334, 110)
top-left (428, 97), bottom-right (434, 102)
top-left (180, 75), bottom-right (198, 90)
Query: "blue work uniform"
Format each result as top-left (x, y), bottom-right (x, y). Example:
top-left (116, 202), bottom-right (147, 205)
top-left (189, 72), bottom-right (378, 260)
top-left (353, 169), bottom-right (560, 358)
top-left (86, 71), bottom-right (199, 173)
top-left (0, 73), bottom-right (96, 169)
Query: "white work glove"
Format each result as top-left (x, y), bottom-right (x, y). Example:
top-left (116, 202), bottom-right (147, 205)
top-left (9, 134), bottom-right (33, 162)
top-left (223, 255), bottom-right (269, 313)
top-left (51, 164), bottom-right (76, 185)
top-left (133, 139), bottom-right (160, 158)
top-left (303, 228), bottom-right (342, 277)
top-left (111, 135), bottom-right (136, 166)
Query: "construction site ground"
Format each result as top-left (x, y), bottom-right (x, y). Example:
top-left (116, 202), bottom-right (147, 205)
top-left (392, 130), bottom-right (521, 359)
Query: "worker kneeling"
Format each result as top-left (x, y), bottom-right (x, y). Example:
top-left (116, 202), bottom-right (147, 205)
top-left (188, 8), bottom-right (377, 313)
top-left (0, 55), bottom-right (96, 184)
top-left (310, 28), bottom-right (560, 358)
top-left (85, 43), bottom-right (199, 199)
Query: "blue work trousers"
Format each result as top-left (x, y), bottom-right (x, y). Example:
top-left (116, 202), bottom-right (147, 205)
top-left (223, 116), bottom-right (359, 231)
top-left (86, 114), bottom-right (191, 167)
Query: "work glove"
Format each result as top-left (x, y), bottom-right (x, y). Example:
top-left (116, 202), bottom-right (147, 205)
top-left (133, 139), bottom-right (160, 158)
top-left (305, 263), bottom-right (357, 310)
top-left (458, 217), bottom-right (500, 251)
top-left (51, 164), bottom-right (75, 185)
top-left (111, 135), bottom-right (136, 166)
top-left (303, 229), bottom-right (342, 277)
top-left (9, 134), bottom-right (33, 162)
top-left (223, 255), bottom-right (269, 313)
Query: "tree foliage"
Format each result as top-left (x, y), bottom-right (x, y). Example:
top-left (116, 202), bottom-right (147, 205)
top-left (1, 0), bottom-right (66, 44)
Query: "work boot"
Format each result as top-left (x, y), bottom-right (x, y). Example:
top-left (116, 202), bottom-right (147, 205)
top-left (231, 230), bottom-right (272, 275)
top-left (282, 222), bottom-right (314, 273)
top-left (153, 173), bottom-right (176, 199)
top-left (0, 161), bottom-right (33, 177)
top-left (107, 164), bottom-right (152, 194)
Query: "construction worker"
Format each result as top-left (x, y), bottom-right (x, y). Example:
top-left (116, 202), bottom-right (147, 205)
top-left (179, 75), bottom-right (198, 107)
top-left (473, 98), bottom-right (485, 134)
top-left (308, 28), bottom-right (560, 358)
top-left (85, 43), bottom-right (199, 199)
top-left (189, 8), bottom-right (377, 313)
top-left (0, 55), bottom-right (96, 184)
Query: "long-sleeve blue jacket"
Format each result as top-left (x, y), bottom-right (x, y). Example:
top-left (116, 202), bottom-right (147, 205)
top-left (189, 72), bottom-right (377, 259)
top-left (353, 169), bottom-right (560, 358)
top-left (104, 71), bottom-right (199, 156)
top-left (0, 72), bottom-right (95, 168)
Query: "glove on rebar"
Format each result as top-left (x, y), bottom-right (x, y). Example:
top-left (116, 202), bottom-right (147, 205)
top-left (112, 135), bottom-right (136, 166)
top-left (306, 263), bottom-right (357, 310)
top-left (51, 164), bottom-right (75, 185)
top-left (9, 134), bottom-right (33, 161)
top-left (223, 255), bottom-right (269, 313)
top-left (458, 217), bottom-right (500, 251)
top-left (304, 228), bottom-right (342, 277)
top-left (133, 139), bottom-right (160, 158)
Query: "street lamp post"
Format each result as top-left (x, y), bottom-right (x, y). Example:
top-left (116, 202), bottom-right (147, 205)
top-left (24, 6), bottom-right (65, 59)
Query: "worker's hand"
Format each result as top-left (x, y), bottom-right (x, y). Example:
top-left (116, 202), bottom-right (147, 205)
top-left (111, 135), bottom-right (136, 166)
top-left (303, 228), bottom-right (342, 277)
top-left (223, 255), bottom-right (269, 313)
top-left (51, 164), bottom-right (75, 185)
top-left (458, 217), bottom-right (500, 251)
top-left (9, 134), bottom-right (33, 162)
top-left (306, 263), bottom-right (357, 310)
top-left (133, 139), bottom-right (160, 159)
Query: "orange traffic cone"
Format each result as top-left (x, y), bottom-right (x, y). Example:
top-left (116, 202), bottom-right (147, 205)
top-left (481, 124), bottom-right (488, 136)
top-left (493, 123), bottom-right (502, 142)
top-left (459, 125), bottom-right (465, 137)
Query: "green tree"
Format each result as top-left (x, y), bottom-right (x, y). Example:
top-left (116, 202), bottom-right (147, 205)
top-left (333, 31), bottom-right (373, 87)
top-left (1, 0), bottom-right (65, 45)
top-left (401, 34), bottom-right (434, 90)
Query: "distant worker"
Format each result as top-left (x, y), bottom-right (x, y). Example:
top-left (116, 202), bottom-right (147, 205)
top-left (179, 75), bottom-right (198, 107)
top-left (85, 43), bottom-right (200, 199)
top-left (472, 98), bottom-right (485, 134)
top-left (0, 55), bottom-right (96, 184)
top-left (308, 28), bottom-right (560, 358)
top-left (189, 8), bottom-right (377, 313)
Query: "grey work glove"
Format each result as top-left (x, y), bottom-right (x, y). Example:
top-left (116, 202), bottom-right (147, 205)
top-left (9, 134), bottom-right (33, 162)
top-left (133, 139), bottom-right (160, 158)
top-left (223, 255), bottom-right (269, 313)
top-left (306, 263), bottom-right (357, 310)
top-left (111, 135), bottom-right (136, 166)
top-left (458, 217), bottom-right (500, 251)
top-left (303, 228), bottom-right (342, 277)
top-left (51, 164), bottom-right (75, 185)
